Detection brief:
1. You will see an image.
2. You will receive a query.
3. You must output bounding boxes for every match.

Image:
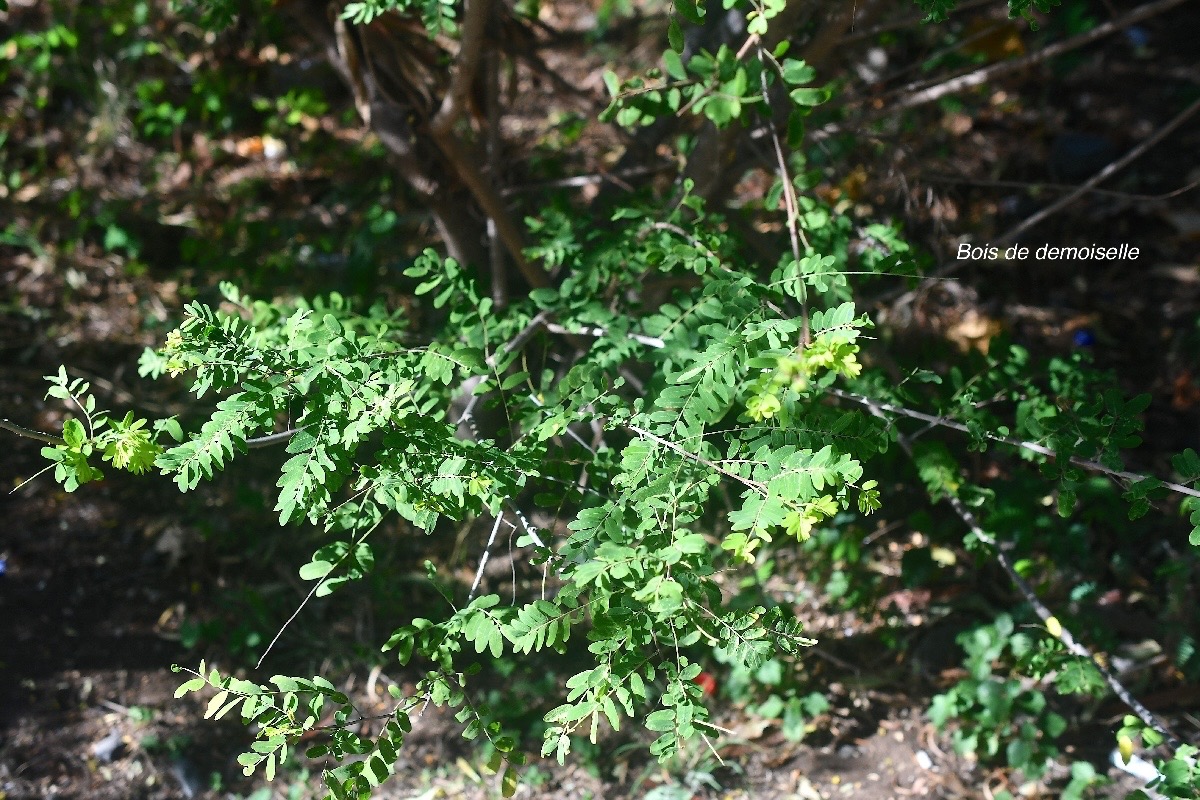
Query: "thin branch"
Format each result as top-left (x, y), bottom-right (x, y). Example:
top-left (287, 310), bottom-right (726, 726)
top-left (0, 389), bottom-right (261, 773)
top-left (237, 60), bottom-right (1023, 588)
top-left (699, 732), bottom-right (727, 767)
top-left (628, 425), bottom-right (765, 492)
top-left (502, 503), bottom-right (547, 550)
top-left (0, 418), bottom-right (65, 446)
top-left (11, 462), bottom-right (56, 495)
top-left (920, 173), bottom-right (1200, 203)
top-left (765, 96), bottom-right (805, 267)
top-left (492, 311), bottom-right (552, 368)
top-left (758, 48), bottom-right (809, 343)
top-left (644, 221), bottom-right (722, 262)
top-left (2, 413), bottom-right (305, 462)
top-left (543, 322), bottom-right (665, 350)
top-left (469, 511), bottom-right (506, 600)
top-left (458, 311), bottom-right (552, 428)
top-left (977, 96), bottom-right (1200, 250)
top-left (828, 388), bottom-right (1200, 500)
top-left (883, 0), bottom-right (1190, 114)
top-left (945, 469), bottom-right (1182, 750)
top-left (256, 516), bottom-right (385, 669)
top-left (854, 391), bottom-right (1182, 749)
top-left (245, 429), bottom-right (301, 449)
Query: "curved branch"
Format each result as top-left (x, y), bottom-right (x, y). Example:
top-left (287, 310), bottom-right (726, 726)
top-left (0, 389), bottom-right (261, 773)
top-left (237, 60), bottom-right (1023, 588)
top-left (0, 418), bottom-right (65, 446)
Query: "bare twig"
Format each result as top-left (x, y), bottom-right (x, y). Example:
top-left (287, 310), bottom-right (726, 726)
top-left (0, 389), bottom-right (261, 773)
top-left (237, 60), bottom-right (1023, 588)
top-left (758, 47), bottom-right (809, 343)
top-left (977, 96), bottom-right (1200, 250)
top-left (469, 511), bottom-right (506, 599)
top-left (543, 322), bottom-right (665, 349)
top-left (0, 418), bottom-right (65, 446)
top-left (257, 516), bottom-right (384, 668)
top-left (760, 52), bottom-right (804, 267)
top-left (245, 429), bottom-right (301, 449)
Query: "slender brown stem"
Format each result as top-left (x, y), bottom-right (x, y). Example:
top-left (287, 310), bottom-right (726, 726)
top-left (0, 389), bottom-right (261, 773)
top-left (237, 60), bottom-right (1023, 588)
top-left (0, 418), bottom-right (65, 446)
top-left (256, 516), bottom-right (384, 669)
top-left (628, 425), bottom-right (766, 492)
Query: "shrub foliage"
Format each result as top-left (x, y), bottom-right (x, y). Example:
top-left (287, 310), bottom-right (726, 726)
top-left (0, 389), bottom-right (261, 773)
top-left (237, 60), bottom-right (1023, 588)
top-left (11, 0), bottom-right (1200, 797)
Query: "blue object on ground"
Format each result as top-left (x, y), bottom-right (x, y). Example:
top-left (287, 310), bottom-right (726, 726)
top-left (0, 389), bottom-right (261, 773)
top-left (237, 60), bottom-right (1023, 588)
top-left (1124, 26), bottom-right (1150, 48)
top-left (1050, 133), bottom-right (1117, 182)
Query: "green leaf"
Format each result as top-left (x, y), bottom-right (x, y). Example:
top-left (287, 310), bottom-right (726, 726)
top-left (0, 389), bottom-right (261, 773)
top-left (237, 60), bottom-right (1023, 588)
top-left (780, 59), bottom-right (815, 85)
top-left (1057, 489), bottom-right (1075, 517)
top-left (501, 767), bottom-right (519, 797)
top-left (663, 49), bottom-right (687, 81)
top-left (270, 676), bottom-right (304, 692)
top-left (602, 70), bottom-right (621, 98)
top-left (675, 0), bottom-right (703, 24)
top-left (205, 690), bottom-right (230, 719)
top-left (667, 17), bottom-right (684, 52)
top-left (63, 418), bottom-right (86, 448)
top-left (786, 109), bottom-right (806, 148)
top-left (501, 371), bottom-right (530, 391)
top-left (299, 560), bottom-right (334, 581)
top-left (700, 94), bottom-right (738, 126)
top-left (646, 709), bottom-right (675, 731)
top-left (1172, 448), bottom-right (1200, 481)
top-left (789, 86), bottom-right (830, 106)
top-left (365, 755), bottom-right (388, 786)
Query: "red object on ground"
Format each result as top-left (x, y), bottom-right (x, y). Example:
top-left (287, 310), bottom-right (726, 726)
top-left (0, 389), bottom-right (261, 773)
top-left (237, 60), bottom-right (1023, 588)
top-left (692, 671), bottom-right (718, 697)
